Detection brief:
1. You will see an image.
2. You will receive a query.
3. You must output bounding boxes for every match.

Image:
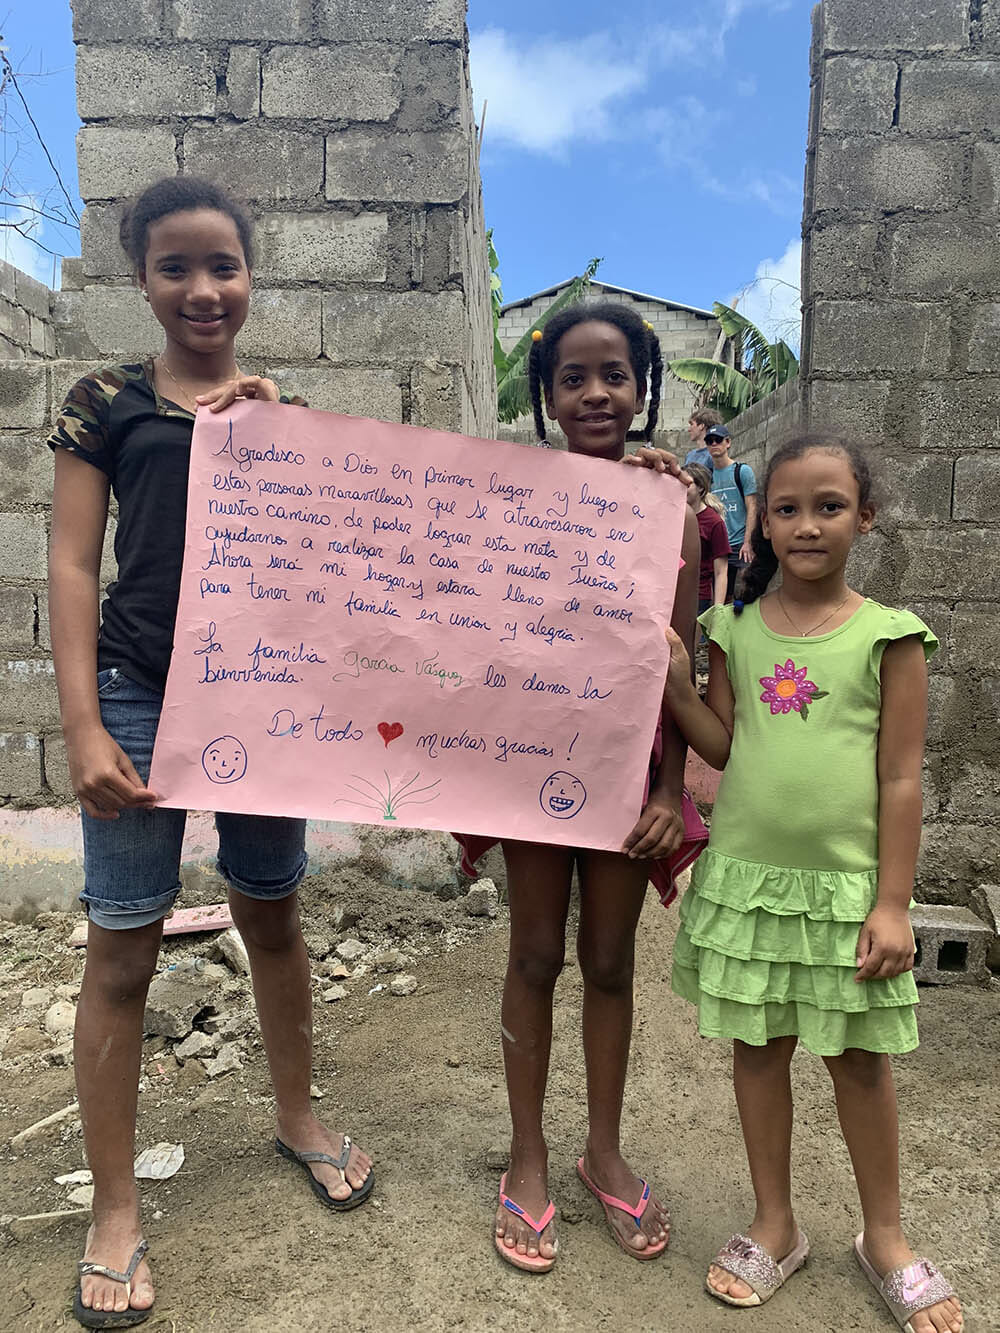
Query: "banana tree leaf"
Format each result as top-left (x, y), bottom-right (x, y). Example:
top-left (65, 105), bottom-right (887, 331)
top-left (497, 370), bottom-right (533, 424)
top-left (502, 258), bottom-right (602, 370)
top-left (494, 331), bottom-right (509, 377)
top-left (668, 357), bottom-right (755, 415)
top-left (771, 339), bottom-right (799, 383)
top-left (712, 302), bottom-right (774, 376)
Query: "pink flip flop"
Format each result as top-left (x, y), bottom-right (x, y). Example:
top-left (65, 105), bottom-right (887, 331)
top-left (495, 1173), bottom-right (557, 1274)
top-left (576, 1157), bottom-right (669, 1260)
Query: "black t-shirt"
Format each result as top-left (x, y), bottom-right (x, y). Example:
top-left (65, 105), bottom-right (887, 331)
top-left (47, 361), bottom-right (301, 693)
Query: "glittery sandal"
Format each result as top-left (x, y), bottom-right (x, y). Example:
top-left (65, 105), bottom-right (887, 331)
top-left (707, 1229), bottom-right (810, 1307)
top-left (854, 1234), bottom-right (961, 1332)
top-left (495, 1172), bottom-right (557, 1273)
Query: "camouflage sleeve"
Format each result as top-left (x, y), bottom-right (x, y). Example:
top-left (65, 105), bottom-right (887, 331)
top-left (46, 366), bottom-right (127, 476)
top-left (279, 393), bottom-right (308, 407)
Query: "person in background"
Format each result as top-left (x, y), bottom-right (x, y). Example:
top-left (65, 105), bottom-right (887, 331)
top-left (686, 462), bottom-right (730, 614)
top-left (684, 407), bottom-right (725, 469)
top-left (705, 423), bottom-right (757, 602)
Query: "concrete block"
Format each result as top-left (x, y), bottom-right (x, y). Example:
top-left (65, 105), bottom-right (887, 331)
top-left (76, 45), bottom-right (215, 119)
top-left (877, 453), bottom-right (953, 523)
top-left (899, 528), bottom-right (995, 599)
top-left (76, 127), bottom-right (177, 203)
top-left (322, 289), bottom-right (465, 363)
top-left (80, 205), bottom-right (130, 279)
top-left (806, 223), bottom-right (877, 298)
top-left (59, 259), bottom-right (86, 293)
top-left (951, 605), bottom-right (1000, 674)
top-left (237, 290), bottom-right (322, 362)
top-left (0, 260), bottom-right (15, 301)
top-left (0, 514), bottom-right (46, 579)
top-left (900, 60), bottom-right (1000, 133)
top-left (256, 212), bottom-right (388, 283)
top-left (969, 304), bottom-right (1000, 371)
top-left (262, 45), bottom-right (400, 121)
top-left (13, 270), bottom-right (51, 321)
top-left (813, 138), bottom-right (964, 213)
top-left (918, 822), bottom-right (996, 900)
top-left (823, 0), bottom-right (968, 49)
top-left (171, 0), bottom-right (309, 39)
top-left (396, 43), bottom-right (465, 132)
top-left (266, 367), bottom-right (402, 421)
top-left (0, 589), bottom-right (36, 651)
top-left (411, 359), bottom-right (460, 431)
top-left (29, 317), bottom-right (49, 357)
top-left (0, 733), bottom-right (43, 796)
top-left (325, 130), bottom-right (466, 204)
top-left (316, 0), bottom-right (466, 41)
top-left (71, 0), bottom-right (164, 41)
top-left (184, 124), bottom-right (324, 203)
top-left (220, 46), bottom-right (260, 121)
top-left (911, 905), bottom-right (992, 987)
top-left (953, 454), bottom-right (1000, 520)
top-left (972, 144), bottom-right (1000, 217)
top-left (1, 660), bottom-right (59, 727)
top-left (948, 760), bottom-right (1000, 821)
top-left (0, 335), bottom-right (20, 361)
top-left (808, 379), bottom-right (889, 437)
top-left (889, 221), bottom-right (1000, 298)
top-left (82, 287), bottom-right (163, 359)
top-left (52, 294), bottom-right (101, 360)
top-left (37, 591), bottom-right (50, 651)
top-left (918, 378), bottom-right (1000, 448)
top-left (810, 300), bottom-right (950, 376)
top-left (0, 434), bottom-right (54, 506)
top-left (0, 299), bottom-right (30, 347)
top-left (820, 57), bottom-right (898, 131)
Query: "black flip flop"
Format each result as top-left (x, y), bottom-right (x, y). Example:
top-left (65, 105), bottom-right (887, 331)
top-left (74, 1238), bottom-right (152, 1328)
top-left (275, 1135), bottom-right (375, 1211)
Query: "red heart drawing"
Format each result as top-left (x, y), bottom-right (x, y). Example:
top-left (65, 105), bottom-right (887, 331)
top-left (377, 721), bottom-right (404, 748)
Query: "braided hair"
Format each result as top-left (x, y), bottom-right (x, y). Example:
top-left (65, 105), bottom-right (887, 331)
top-left (526, 301), bottom-right (663, 445)
top-left (120, 175), bottom-right (255, 272)
top-left (735, 434), bottom-right (876, 612)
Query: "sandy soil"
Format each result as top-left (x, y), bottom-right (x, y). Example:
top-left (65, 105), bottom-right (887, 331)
top-left (0, 870), bottom-right (996, 1332)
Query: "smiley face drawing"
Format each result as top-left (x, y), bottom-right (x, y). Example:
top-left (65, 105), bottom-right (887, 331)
top-left (539, 771), bottom-right (587, 820)
top-left (201, 735), bottom-right (248, 784)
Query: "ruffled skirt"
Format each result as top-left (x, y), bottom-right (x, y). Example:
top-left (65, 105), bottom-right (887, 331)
top-left (671, 848), bottom-right (918, 1055)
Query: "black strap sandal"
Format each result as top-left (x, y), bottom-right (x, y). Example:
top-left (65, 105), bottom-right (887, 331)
top-left (275, 1135), bottom-right (375, 1211)
top-left (74, 1238), bottom-right (152, 1328)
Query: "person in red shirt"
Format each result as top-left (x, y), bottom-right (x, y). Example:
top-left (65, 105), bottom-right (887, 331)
top-left (687, 462), bottom-right (731, 613)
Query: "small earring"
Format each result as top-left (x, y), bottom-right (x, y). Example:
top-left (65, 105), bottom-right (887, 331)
top-left (141, 289), bottom-right (149, 302)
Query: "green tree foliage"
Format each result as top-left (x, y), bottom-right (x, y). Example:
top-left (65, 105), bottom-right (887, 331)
top-left (488, 232), bottom-right (602, 424)
top-left (668, 302), bottom-right (799, 421)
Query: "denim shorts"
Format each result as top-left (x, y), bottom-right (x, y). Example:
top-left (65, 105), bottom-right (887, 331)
top-left (81, 668), bottom-right (308, 930)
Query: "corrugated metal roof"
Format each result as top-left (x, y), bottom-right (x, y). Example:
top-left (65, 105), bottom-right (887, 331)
top-left (499, 278), bottom-right (716, 320)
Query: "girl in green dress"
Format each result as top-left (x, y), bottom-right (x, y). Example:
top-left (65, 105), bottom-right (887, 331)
top-left (663, 436), bottom-right (963, 1333)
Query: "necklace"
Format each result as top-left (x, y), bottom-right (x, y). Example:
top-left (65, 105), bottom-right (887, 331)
top-left (776, 588), bottom-right (850, 637)
top-left (157, 356), bottom-right (241, 412)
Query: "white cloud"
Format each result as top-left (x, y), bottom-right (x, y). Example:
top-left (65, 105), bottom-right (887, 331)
top-left (0, 200), bottom-right (58, 286)
top-left (731, 238), bottom-right (802, 349)
top-left (470, 27), bottom-right (649, 155)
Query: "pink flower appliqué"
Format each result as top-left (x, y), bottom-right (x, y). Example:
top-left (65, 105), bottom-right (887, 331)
top-left (759, 660), bottom-right (829, 720)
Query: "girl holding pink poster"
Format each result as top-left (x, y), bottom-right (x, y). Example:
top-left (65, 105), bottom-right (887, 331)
top-left (48, 177), bottom-right (372, 1329)
top-left (456, 304), bottom-right (705, 1272)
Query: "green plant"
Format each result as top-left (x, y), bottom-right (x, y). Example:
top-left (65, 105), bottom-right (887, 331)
top-left (668, 301), bottom-right (799, 421)
top-left (488, 233), bottom-right (602, 424)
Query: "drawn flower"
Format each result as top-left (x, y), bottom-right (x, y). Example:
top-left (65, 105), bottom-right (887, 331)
top-left (759, 660), bottom-right (829, 720)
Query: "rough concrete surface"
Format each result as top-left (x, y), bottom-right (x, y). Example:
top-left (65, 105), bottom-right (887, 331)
top-left (0, 870), bottom-right (995, 1331)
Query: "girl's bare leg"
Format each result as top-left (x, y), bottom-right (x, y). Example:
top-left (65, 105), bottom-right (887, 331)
top-left (494, 840), bottom-right (574, 1262)
top-left (576, 851), bottom-right (669, 1252)
top-left (74, 919), bottom-right (161, 1317)
top-left (825, 1050), bottom-right (962, 1333)
top-left (708, 1035), bottom-right (800, 1299)
top-left (228, 889), bottom-right (372, 1200)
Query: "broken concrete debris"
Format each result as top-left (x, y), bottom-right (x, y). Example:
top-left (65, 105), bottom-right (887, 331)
top-left (390, 974), bottom-right (417, 997)
top-left (143, 959), bottom-right (229, 1039)
top-left (463, 878), bottom-right (499, 918)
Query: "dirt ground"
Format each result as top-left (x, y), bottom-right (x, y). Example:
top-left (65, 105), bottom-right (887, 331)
top-left (0, 868), bottom-right (996, 1332)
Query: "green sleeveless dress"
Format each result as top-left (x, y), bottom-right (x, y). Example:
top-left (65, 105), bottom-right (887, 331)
top-left (672, 598), bottom-right (937, 1056)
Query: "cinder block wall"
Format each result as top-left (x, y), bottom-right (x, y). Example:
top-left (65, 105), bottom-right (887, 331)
top-left (0, 260), bottom-right (56, 360)
top-left (800, 0), bottom-right (1000, 907)
top-left (0, 0), bottom-right (495, 809)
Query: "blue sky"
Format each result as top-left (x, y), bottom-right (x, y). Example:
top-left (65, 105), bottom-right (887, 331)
top-left (3, 0), bottom-right (812, 341)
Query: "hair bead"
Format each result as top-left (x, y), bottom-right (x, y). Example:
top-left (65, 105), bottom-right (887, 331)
top-left (531, 329), bottom-right (542, 342)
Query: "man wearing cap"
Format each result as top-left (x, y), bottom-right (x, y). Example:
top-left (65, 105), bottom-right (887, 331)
top-left (705, 424), bottom-right (757, 602)
top-left (683, 407), bottom-right (724, 469)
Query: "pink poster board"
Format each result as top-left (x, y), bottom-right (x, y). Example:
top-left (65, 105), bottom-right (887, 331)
top-left (149, 403), bottom-right (685, 851)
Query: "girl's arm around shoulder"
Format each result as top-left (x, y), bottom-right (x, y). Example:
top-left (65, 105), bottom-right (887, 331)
top-left (662, 625), bottom-right (735, 771)
top-left (854, 635), bottom-right (928, 982)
